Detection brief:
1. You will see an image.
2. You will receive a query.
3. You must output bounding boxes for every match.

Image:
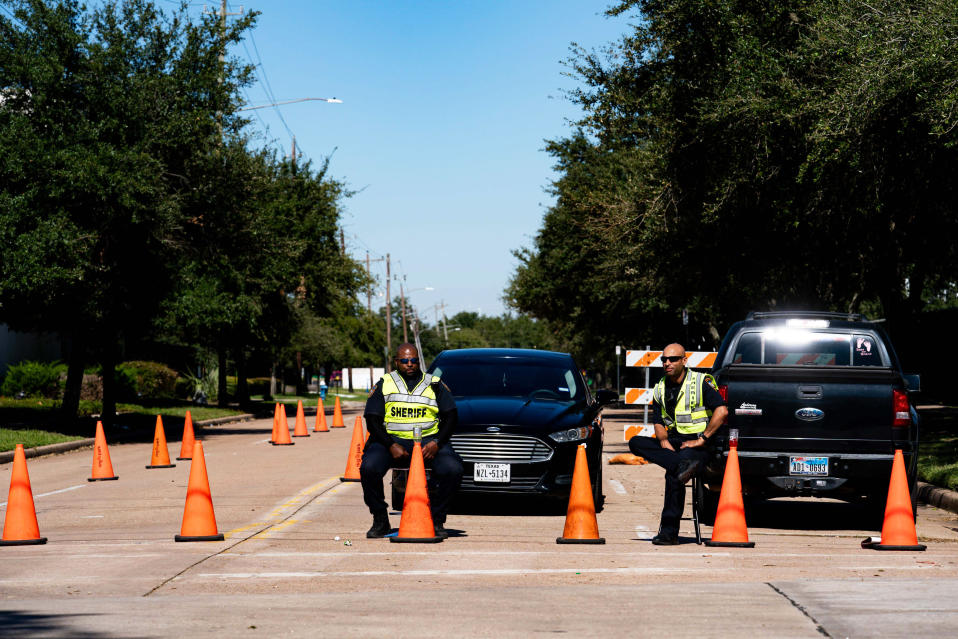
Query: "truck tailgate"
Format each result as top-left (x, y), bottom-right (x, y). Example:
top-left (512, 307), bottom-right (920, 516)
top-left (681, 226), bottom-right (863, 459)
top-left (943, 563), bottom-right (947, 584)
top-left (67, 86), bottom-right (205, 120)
top-left (726, 364), bottom-right (897, 453)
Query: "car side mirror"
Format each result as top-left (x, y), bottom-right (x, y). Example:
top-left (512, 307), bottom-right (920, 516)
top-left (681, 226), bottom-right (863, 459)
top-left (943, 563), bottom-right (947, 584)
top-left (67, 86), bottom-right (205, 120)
top-left (904, 374), bottom-right (921, 393)
top-left (594, 389), bottom-right (618, 405)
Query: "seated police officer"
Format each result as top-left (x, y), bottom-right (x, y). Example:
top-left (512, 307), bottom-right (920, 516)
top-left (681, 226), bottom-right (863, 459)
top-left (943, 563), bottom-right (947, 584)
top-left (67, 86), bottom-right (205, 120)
top-left (361, 343), bottom-right (462, 539)
top-left (628, 343), bottom-right (728, 545)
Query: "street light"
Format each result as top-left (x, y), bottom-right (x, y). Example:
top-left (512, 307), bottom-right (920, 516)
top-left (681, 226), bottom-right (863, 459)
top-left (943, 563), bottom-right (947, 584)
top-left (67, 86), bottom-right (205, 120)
top-left (237, 97), bottom-right (343, 111)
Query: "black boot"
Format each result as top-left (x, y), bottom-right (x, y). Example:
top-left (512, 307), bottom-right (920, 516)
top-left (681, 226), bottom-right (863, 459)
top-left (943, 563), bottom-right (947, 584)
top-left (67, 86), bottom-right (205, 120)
top-left (366, 512), bottom-right (391, 538)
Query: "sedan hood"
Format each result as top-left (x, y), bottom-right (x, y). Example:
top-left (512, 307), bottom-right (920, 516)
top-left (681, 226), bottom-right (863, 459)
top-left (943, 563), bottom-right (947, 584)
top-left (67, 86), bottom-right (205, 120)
top-left (453, 396), bottom-right (589, 430)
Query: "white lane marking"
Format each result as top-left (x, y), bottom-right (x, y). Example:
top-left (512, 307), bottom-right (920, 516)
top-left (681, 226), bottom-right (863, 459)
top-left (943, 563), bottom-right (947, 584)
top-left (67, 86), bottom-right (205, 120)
top-left (0, 483), bottom-right (85, 507)
top-left (608, 479), bottom-right (627, 495)
top-left (635, 525), bottom-right (654, 540)
top-left (220, 550), bottom-right (732, 558)
top-left (200, 567), bottom-right (690, 579)
top-left (253, 438), bottom-right (271, 445)
top-left (80, 515), bottom-right (104, 519)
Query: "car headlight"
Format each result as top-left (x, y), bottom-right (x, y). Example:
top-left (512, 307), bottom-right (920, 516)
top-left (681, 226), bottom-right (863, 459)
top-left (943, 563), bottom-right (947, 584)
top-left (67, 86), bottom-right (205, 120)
top-left (549, 426), bottom-right (592, 443)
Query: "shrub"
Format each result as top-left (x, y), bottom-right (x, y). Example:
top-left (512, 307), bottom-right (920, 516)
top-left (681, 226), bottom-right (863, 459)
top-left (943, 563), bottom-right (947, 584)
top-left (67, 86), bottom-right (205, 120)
top-left (116, 361), bottom-right (178, 400)
top-left (0, 360), bottom-right (66, 398)
top-left (247, 377), bottom-right (272, 396)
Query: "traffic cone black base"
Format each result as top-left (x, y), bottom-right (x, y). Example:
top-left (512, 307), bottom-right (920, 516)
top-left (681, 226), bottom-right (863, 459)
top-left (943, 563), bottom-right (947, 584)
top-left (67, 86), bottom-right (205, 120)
top-left (87, 476), bottom-right (119, 482)
top-left (270, 442), bottom-right (295, 446)
top-left (390, 535), bottom-right (442, 544)
top-left (292, 435), bottom-right (309, 438)
top-left (175, 533), bottom-right (225, 542)
top-left (0, 537), bottom-right (47, 546)
top-left (146, 463), bottom-right (176, 469)
top-left (556, 537), bottom-right (605, 544)
top-left (704, 540), bottom-right (755, 548)
top-left (861, 536), bottom-right (926, 551)
top-left (339, 477), bottom-right (360, 483)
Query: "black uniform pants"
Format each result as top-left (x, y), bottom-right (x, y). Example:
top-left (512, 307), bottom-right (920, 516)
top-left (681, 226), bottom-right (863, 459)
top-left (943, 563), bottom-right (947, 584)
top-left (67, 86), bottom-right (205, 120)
top-left (629, 432), bottom-right (708, 537)
top-left (359, 435), bottom-right (463, 523)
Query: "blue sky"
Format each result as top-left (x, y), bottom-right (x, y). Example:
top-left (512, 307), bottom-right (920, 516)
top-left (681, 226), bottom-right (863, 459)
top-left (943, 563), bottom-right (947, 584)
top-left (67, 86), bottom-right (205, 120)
top-left (221, 1), bottom-right (629, 321)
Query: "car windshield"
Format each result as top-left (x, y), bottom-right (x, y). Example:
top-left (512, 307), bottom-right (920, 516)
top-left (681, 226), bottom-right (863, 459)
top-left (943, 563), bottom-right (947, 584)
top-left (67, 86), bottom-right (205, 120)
top-left (431, 358), bottom-right (584, 403)
top-left (732, 330), bottom-right (887, 366)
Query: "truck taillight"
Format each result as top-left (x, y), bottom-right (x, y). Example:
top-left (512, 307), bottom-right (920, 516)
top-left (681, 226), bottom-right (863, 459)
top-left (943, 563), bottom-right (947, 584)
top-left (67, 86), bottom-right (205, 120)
top-left (893, 389), bottom-right (910, 427)
top-left (718, 385), bottom-right (728, 402)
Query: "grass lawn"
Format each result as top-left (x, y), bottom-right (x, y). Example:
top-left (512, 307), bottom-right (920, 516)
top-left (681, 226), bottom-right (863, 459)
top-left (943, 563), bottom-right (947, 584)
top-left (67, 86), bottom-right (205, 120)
top-left (254, 390), bottom-right (370, 404)
top-left (0, 397), bottom-right (247, 452)
top-left (917, 406), bottom-right (958, 491)
top-left (0, 428), bottom-right (84, 452)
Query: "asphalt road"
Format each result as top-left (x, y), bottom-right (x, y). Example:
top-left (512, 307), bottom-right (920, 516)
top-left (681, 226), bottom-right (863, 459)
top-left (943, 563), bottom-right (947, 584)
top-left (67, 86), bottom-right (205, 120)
top-left (2, 406), bottom-right (957, 637)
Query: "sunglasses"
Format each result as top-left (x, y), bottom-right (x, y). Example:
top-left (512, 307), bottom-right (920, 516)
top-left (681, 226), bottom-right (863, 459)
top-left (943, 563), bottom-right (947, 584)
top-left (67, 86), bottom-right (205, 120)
top-left (398, 357), bottom-right (419, 364)
top-left (660, 355), bottom-right (684, 363)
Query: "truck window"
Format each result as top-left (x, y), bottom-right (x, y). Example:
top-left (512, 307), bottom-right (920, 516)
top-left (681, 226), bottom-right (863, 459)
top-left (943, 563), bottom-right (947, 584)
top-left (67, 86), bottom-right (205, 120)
top-left (732, 330), bottom-right (887, 366)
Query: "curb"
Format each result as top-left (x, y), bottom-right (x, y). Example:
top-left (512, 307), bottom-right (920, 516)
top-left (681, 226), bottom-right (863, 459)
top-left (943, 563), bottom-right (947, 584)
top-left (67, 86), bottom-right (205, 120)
top-left (0, 413), bottom-right (256, 465)
top-left (917, 481), bottom-right (958, 516)
top-left (0, 438), bottom-right (95, 464)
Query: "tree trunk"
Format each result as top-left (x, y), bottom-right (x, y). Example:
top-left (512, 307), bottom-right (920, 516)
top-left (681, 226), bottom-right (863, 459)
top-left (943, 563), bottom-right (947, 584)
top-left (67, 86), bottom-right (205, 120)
top-left (236, 349), bottom-right (249, 407)
top-left (59, 331), bottom-right (86, 424)
top-left (100, 341), bottom-right (117, 428)
top-left (217, 345), bottom-right (228, 408)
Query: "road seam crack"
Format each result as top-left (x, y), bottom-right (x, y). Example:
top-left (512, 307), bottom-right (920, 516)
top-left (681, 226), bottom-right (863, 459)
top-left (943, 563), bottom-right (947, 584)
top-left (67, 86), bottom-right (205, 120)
top-left (142, 476), bottom-right (347, 597)
top-left (766, 582), bottom-right (832, 638)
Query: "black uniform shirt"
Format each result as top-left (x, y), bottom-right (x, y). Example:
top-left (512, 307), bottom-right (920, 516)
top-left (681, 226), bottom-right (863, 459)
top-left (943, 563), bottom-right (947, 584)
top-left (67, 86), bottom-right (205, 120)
top-left (651, 371), bottom-right (725, 430)
top-left (364, 371), bottom-right (457, 448)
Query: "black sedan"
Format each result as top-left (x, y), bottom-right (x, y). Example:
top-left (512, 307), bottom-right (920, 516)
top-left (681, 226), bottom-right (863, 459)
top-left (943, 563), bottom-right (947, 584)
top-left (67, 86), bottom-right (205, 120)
top-left (391, 348), bottom-right (617, 509)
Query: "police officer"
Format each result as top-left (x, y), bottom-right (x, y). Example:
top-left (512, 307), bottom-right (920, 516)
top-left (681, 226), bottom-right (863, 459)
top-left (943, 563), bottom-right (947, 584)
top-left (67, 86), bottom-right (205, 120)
top-left (361, 343), bottom-right (462, 539)
top-left (628, 343), bottom-right (728, 545)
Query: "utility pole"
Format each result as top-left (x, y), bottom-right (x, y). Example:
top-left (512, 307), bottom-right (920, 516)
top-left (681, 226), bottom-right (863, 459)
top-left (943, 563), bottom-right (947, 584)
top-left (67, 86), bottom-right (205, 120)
top-left (400, 279), bottom-right (408, 343)
top-left (442, 300), bottom-right (449, 342)
top-left (366, 251), bottom-right (371, 312)
top-left (385, 253), bottom-right (391, 372)
top-left (291, 136), bottom-right (296, 167)
top-left (432, 301), bottom-right (448, 337)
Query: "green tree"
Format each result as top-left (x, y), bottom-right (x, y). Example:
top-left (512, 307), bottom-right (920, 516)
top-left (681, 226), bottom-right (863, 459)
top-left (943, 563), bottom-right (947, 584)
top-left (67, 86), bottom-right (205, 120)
top-left (508, 0), bottom-right (958, 375)
top-left (0, 0), bottom-right (256, 421)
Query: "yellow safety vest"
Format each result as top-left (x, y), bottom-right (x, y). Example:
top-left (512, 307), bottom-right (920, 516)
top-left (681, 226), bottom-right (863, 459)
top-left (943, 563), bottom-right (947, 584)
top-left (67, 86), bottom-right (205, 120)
top-left (381, 371), bottom-right (441, 439)
top-left (653, 370), bottom-right (716, 435)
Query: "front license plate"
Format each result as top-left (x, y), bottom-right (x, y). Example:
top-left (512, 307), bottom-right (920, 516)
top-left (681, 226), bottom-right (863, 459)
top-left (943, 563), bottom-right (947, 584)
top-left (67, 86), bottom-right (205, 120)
top-left (789, 456), bottom-right (828, 476)
top-left (474, 462), bottom-right (510, 483)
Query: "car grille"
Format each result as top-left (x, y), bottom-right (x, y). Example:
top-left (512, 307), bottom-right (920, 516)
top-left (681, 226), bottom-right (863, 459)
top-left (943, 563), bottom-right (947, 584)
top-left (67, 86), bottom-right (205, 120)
top-left (450, 433), bottom-right (553, 463)
top-left (459, 476), bottom-right (542, 491)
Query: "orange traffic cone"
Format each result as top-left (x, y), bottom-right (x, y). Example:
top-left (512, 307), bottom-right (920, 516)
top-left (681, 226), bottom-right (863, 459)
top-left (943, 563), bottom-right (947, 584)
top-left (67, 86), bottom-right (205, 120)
top-left (556, 444), bottom-right (604, 544)
top-left (390, 440), bottom-right (442, 543)
top-left (339, 416), bottom-right (365, 482)
top-left (292, 400), bottom-right (309, 437)
top-left (177, 410), bottom-right (195, 460)
top-left (0, 444), bottom-right (47, 546)
top-left (270, 403), bottom-right (280, 442)
top-left (174, 441), bottom-right (224, 542)
top-left (146, 415), bottom-right (176, 469)
top-left (88, 420), bottom-right (118, 481)
top-left (863, 449), bottom-right (926, 551)
top-left (331, 396), bottom-right (345, 428)
top-left (271, 403), bottom-right (294, 446)
top-left (705, 444), bottom-right (754, 547)
top-left (314, 398), bottom-right (328, 432)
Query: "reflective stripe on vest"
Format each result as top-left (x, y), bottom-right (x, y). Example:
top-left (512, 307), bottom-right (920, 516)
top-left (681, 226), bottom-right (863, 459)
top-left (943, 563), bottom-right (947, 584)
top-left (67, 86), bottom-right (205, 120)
top-left (382, 371), bottom-right (441, 439)
top-left (653, 370), bottom-right (715, 435)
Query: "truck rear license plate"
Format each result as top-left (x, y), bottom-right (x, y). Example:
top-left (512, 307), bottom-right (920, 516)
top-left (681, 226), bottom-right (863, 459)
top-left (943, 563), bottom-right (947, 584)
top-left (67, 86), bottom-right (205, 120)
top-left (474, 463), bottom-right (510, 483)
top-left (789, 456), bottom-right (828, 476)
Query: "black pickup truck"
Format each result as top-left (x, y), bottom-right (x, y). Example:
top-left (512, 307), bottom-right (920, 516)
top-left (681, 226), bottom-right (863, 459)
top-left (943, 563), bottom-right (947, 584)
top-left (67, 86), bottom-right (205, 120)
top-left (701, 311), bottom-right (921, 522)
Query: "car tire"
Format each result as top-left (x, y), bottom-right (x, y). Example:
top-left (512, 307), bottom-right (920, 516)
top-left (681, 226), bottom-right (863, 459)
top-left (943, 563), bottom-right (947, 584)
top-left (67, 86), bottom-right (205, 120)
top-left (592, 463), bottom-right (604, 513)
